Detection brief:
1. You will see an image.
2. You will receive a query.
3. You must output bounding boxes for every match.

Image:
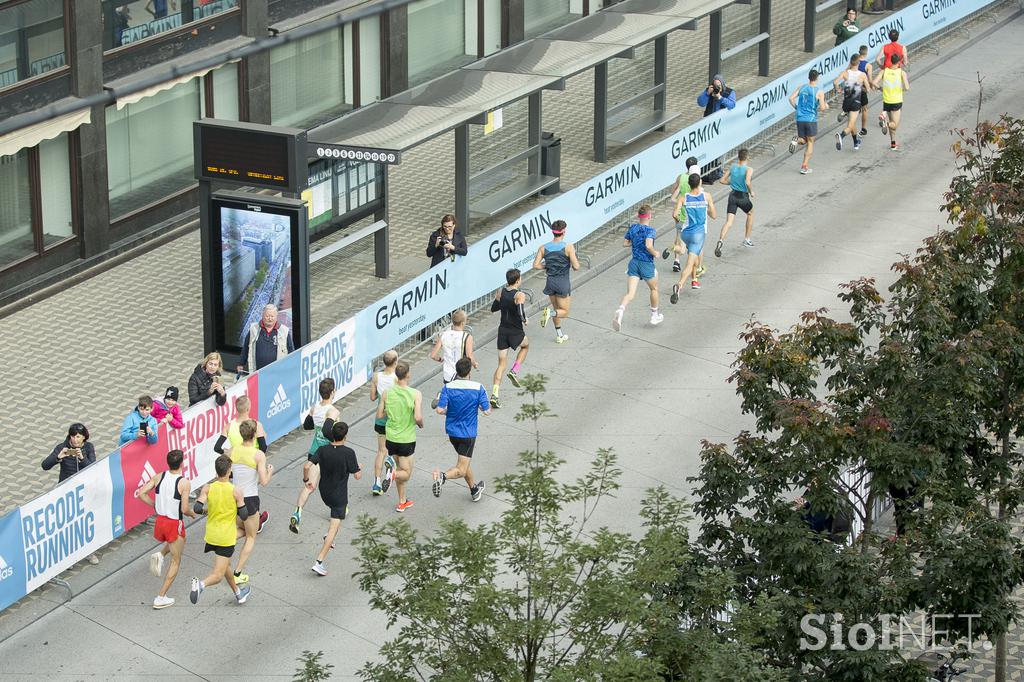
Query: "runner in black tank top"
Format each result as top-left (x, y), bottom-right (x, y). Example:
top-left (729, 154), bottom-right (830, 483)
top-left (489, 268), bottom-right (530, 410)
top-left (534, 220), bottom-right (580, 344)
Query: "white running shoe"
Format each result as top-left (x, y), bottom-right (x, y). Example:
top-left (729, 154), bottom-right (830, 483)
top-left (555, 334), bottom-right (570, 344)
top-left (788, 138), bottom-right (797, 154)
top-left (612, 308), bottom-right (624, 332)
top-left (742, 239), bottom-right (754, 247)
top-left (152, 595), bottom-right (174, 609)
top-left (149, 551), bottom-right (164, 577)
top-left (311, 561), bottom-right (328, 577)
top-left (650, 312), bottom-right (664, 326)
top-left (189, 577), bottom-right (203, 604)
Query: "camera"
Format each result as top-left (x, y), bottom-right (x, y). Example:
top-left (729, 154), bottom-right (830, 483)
top-left (713, 84), bottom-right (722, 95)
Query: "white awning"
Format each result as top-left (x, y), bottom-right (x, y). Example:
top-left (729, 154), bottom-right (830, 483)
top-left (0, 107), bottom-right (91, 158)
top-left (114, 64), bottom-right (219, 109)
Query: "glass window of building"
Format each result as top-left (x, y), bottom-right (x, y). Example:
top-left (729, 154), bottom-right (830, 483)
top-left (102, 0), bottom-right (239, 51)
top-left (524, 0), bottom-right (581, 39)
top-left (270, 27), bottom-right (348, 129)
top-left (106, 78), bottom-right (201, 218)
top-left (0, 132), bottom-right (73, 270)
top-left (407, 0), bottom-right (478, 87)
top-left (0, 0), bottom-right (67, 90)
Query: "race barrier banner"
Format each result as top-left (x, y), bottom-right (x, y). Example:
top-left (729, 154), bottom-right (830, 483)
top-left (0, 0), bottom-right (1000, 613)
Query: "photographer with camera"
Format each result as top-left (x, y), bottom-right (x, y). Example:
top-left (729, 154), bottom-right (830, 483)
top-left (697, 75), bottom-right (736, 116)
top-left (119, 395), bottom-right (159, 446)
top-left (697, 75), bottom-right (736, 184)
top-left (188, 352), bottom-right (227, 407)
top-left (426, 214), bottom-right (468, 269)
top-left (42, 423), bottom-right (99, 564)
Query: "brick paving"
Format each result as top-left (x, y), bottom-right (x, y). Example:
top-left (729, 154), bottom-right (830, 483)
top-left (2, 4), bottom-right (1022, 674)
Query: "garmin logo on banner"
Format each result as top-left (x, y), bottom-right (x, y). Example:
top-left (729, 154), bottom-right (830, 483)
top-left (922, 0), bottom-right (955, 18)
top-left (865, 17), bottom-right (906, 47)
top-left (22, 484), bottom-right (95, 580)
top-left (747, 82), bottom-right (789, 119)
top-left (376, 271), bottom-right (449, 329)
top-left (671, 119), bottom-right (722, 159)
top-left (585, 162), bottom-right (642, 207)
top-left (811, 48), bottom-right (850, 78)
top-left (487, 211), bottom-right (554, 262)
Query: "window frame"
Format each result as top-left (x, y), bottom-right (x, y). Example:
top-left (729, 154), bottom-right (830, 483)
top-left (0, 0), bottom-right (71, 94)
top-left (0, 130), bottom-right (78, 273)
top-left (101, 0), bottom-right (242, 55)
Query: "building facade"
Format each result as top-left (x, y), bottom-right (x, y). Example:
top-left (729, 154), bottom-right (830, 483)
top-left (0, 0), bottom-right (601, 305)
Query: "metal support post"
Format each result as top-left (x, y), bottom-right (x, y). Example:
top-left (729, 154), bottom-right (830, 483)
top-left (708, 10), bottom-right (722, 84)
top-left (455, 124), bottom-right (470, 236)
top-left (804, 0), bottom-right (815, 52)
top-left (654, 35), bottom-right (667, 116)
top-left (758, 0), bottom-right (772, 76)
top-left (374, 169), bottom-right (390, 278)
top-left (527, 92), bottom-right (541, 175)
top-left (593, 62), bottom-right (608, 163)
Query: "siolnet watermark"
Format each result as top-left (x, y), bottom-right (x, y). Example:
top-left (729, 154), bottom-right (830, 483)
top-left (800, 613), bottom-right (991, 652)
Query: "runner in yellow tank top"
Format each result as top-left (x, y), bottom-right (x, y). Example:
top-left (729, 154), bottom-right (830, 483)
top-left (218, 395), bottom-right (267, 451)
top-left (189, 455), bottom-right (251, 605)
top-left (872, 52), bottom-right (910, 151)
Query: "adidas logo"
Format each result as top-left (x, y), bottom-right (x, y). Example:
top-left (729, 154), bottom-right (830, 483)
top-left (134, 461), bottom-right (156, 498)
top-left (266, 384), bottom-right (292, 418)
top-left (0, 554), bottom-right (13, 581)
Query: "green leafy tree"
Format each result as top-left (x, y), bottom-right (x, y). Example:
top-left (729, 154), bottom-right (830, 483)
top-left (353, 374), bottom-right (782, 681)
top-left (294, 650), bottom-right (334, 682)
top-left (690, 110), bottom-right (1024, 680)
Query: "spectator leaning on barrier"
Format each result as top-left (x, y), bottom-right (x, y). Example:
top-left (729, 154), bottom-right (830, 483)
top-left (189, 352), bottom-right (227, 406)
top-left (42, 423), bottom-right (100, 564)
top-left (426, 214), bottom-right (468, 268)
top-left (120, 395), bottom-right (159, 446)
top-left (42, 422), bottom-right (97, 482)
top-left (152, 386), bottom-right (184, 429)
top-left (237, 303), bottom-right (294, 375)
top-left (833, 8), bottom-right (861, 46)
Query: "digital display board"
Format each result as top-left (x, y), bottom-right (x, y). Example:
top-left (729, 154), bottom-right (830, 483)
top-left (208, 193), bottom-right (309, 356)
top-left (195, 120), bottom-right (307, 193)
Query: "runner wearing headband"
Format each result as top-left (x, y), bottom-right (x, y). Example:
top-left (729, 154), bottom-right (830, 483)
top-left (535, 220), bottom-right (580, 344)
top-left (613, 204), bottom-right (662, 331)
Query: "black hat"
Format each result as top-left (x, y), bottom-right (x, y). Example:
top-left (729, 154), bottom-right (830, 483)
top-left (164, 386), bottom-right (179, 401)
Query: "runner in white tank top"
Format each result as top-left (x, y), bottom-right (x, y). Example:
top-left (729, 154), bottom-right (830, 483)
top-left (137, 450), bottom-right (195, 609)
top-left (429, 310), bottom-right (477, 410)
top-left (290, 378), bottom-right (341, 533)
top-left (370, 350), bottom-right (400, 495)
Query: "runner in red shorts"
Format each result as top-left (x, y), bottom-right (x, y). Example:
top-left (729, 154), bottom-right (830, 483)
top-left (138, 449), bottom-right (196, 609)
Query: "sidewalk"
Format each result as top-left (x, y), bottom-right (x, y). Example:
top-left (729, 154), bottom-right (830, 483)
top-left (0, 0), bottom-right (951, 519)
top-left (0, 14), bottom-right (1021, 677)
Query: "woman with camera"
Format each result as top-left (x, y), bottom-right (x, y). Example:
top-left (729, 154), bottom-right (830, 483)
top-left (41, 423), bottom-right (99, 564)
top-left (188, 351), bottom-right (228, 407)
top-left (426, 214), bottom-right (468, 268)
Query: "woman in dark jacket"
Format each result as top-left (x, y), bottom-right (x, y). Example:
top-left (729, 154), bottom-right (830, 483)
top-left (188, 351), bottom-right (228, 406)
top-left (41, 423), bottom-right (96, 482)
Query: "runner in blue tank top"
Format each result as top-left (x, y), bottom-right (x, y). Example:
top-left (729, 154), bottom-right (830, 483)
top-left (534, 220), bottom-right (580, 344)
top-left (856, 44), bottom-right (873, 138)
top-left (714, 148), bottom-right (755, 258)
top-left (788, 68), bottom-right (829, 174)
top-left (669, 173), bottom-right (717, 305)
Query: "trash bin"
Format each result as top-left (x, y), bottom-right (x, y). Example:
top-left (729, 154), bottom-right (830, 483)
top-left (540, 131), bottom-right (561, 196)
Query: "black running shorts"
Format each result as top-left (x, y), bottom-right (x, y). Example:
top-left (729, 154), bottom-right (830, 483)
top-left (449, 436), bottom-right (476, 458)
top-left (497, 328), bottom-right (525, 351)
top-left (883, 102), bottom-right (902, 112)
top-left (796, 121), bottom-right (818, 139)
top-left (386, 440), bottom-right (416, 457)
top-left (727, 191), bottom-right (753, 215)
top-left (204, 542), bottom-right (234, 558)
top-left (244, 495), bottom-right (260, 516)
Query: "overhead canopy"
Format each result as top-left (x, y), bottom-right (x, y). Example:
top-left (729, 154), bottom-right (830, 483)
top-left (464, 39), bottom-right (635, 79)
top-left (604, 0), bottom-right (735, 18)
top-left (389, 70), bottom-right (561, 111)
top-left (542, 12), bottom-right (695, 44)
top-left (0, 104), bottom-right (91, 158)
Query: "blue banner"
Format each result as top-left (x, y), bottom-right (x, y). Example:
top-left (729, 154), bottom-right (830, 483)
top-left (257, 351), bottom-right (303, 443)
top-left (108, 453), bottom-right (126, 540)
top-left (0, 510), bottom-right (26, 612)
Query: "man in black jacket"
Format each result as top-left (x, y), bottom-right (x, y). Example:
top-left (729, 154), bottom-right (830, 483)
top-left (426, 214), bottom-right (468, 268)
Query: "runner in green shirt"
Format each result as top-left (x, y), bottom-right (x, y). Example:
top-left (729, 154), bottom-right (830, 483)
top-left (376, 360), bottom-right (423, 512)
